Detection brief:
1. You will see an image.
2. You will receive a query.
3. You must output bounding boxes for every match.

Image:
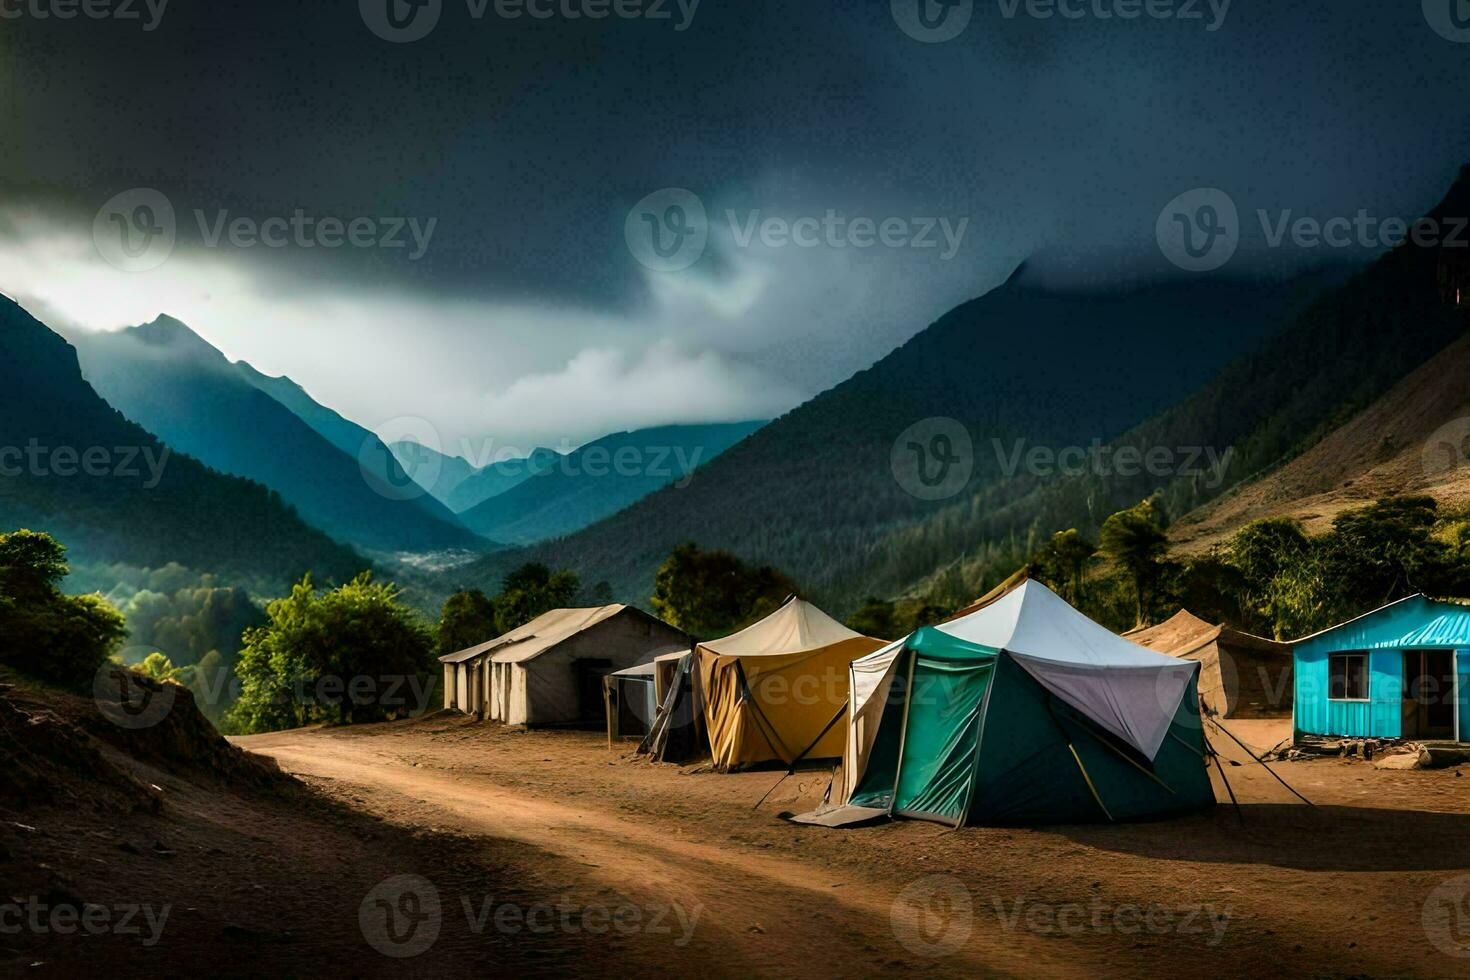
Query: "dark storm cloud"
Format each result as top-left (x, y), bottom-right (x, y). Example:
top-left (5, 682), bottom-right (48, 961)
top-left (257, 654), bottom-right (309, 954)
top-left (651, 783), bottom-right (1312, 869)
top-left (1, 0), bottom-right (1468, 444)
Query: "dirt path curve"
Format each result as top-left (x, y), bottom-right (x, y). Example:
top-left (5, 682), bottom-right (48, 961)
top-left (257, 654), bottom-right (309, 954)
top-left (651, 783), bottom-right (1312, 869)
top-left (242, 727), bottom-right (1077, 979)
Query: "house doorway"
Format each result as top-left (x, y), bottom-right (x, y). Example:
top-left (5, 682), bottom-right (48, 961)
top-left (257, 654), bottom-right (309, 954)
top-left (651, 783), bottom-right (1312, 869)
top-left (1403, 649), bottom-right (1456, 740)
top-left (573, 659), bottom-right (615, 726)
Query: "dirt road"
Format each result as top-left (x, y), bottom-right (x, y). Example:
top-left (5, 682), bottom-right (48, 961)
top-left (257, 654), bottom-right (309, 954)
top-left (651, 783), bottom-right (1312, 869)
top-left (238, 715), bottom-right (1470, 978)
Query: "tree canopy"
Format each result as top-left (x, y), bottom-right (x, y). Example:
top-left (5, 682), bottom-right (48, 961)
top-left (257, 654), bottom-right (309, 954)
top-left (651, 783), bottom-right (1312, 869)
top-left (230, 572), bottom-right (433, 733)
top-left (651, 542), bottom-right (800, 639)
top-left (0, 529), bottom-right (127, 686)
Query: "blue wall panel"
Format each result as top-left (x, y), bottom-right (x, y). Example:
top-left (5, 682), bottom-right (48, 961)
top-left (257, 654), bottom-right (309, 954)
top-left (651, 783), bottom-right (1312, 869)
top-left (1459, 651), bottom-right (1470, 743)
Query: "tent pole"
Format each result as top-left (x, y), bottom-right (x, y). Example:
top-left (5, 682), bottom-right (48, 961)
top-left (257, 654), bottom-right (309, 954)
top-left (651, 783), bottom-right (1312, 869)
top-left (1206, 716), bottom-right (1314, 807)
top-left (1067, 744), bottom-right (1114, 822)
top-left (887, 651), bottom-right (918, 816)
top-left (605, 679), bottom-right (614, 749)
top-left (1203, 729), bottom-right (1245, 826)
top-left (789, 703), bottom-right (848, 770)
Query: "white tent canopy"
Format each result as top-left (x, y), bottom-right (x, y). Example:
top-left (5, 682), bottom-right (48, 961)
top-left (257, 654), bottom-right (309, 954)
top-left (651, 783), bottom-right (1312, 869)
top-left (845, 580), bottom-right (1197, 799)
top-left (700, 597), bottom-right (864, 656)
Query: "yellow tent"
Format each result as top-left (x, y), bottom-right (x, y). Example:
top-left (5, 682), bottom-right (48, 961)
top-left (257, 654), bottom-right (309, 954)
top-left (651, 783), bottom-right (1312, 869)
top-left (694, 598), bottom-right (886, 770)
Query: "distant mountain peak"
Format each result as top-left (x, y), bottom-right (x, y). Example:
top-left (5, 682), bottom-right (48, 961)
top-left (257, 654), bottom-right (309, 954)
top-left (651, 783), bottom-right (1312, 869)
top-left (126, 314), bottom-right (229, 363)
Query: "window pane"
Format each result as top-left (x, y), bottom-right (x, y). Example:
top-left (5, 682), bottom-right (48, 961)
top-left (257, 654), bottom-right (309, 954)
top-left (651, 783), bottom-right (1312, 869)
top-left (1329, 653), bottom-right (1368, 700)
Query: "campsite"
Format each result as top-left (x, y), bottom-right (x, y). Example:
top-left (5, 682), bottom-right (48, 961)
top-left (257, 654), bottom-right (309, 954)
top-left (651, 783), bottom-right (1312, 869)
top-left (7, 3), bottom-right (1470, 978)
top-left (210, 582), bottom-right (1467, 974)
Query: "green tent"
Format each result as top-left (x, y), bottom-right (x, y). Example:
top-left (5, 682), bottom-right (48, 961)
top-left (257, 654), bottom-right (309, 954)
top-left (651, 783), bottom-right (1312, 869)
top-left (805, 581), bottom-right (1216, 827)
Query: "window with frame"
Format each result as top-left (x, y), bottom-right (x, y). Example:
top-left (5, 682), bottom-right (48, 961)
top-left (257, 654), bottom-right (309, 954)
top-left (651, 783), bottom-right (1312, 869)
top-left (1328, 652), bottom-right (1369, 701)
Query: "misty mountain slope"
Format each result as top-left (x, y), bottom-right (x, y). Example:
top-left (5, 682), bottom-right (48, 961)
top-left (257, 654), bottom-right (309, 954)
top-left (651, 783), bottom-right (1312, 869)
top-left (235, 361), bottom-right (374, 458)
top-left (1167, 331), bottom-right (1470, 551)
top-left (458, 422), bottom-right (766, 544)
top-left (867, 169), bottom-right (1470, 601)
top-left (391, 441), bottom-right (561, 513)
top-left (0, 296), bottom-right (362, 586)
top-left (459, 265), bottom-right (1342, 605)
top-left (70, 318), bottom-right (481, 554)
top-left (233, 361), bottom-right (477, 532)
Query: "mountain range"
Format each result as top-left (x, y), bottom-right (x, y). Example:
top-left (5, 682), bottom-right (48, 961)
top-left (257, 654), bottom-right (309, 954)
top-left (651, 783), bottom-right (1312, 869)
top-left (388, 441), bottom-right (561, 513)
top-left (456, 422), bottom-right (766, 545)
top-left (0, 295), bottom-right (362, 588)
top-left (8, 169), bottom-right (1468, 621)
top-left (68, 318), bottom-right (481, 555)
top-left (457, 168), bottom-right (1470, 612)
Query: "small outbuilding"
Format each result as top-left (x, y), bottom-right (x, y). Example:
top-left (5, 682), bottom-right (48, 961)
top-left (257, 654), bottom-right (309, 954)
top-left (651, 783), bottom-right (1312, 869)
top-left (439, 605), bottom-right (690, 727)
top-left (1125, 610), bottom-right (1293, 719)
top-left (1292, 594), bottom-right (1470, 743)
top-left (603, 661), bottom-right (659, 742)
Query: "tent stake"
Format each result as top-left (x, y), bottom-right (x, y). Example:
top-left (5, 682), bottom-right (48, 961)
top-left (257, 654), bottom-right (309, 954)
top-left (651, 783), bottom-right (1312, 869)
top-left (1206, 717), bottom-right (1314, 807)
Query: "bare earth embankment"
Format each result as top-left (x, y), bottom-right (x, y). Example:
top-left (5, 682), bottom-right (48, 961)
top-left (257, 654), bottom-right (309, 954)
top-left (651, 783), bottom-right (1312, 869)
top-left (1173, 333), bottom-right (1470, 553)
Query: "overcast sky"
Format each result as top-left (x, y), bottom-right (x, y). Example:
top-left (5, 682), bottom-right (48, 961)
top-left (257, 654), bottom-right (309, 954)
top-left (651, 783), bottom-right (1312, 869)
top-left (1, 1), bottom-right (1468, 453)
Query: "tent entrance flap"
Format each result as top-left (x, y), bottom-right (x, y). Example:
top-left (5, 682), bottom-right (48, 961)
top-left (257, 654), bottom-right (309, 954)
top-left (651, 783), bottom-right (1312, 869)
top-left (890, 655), bottom-right (994, 824)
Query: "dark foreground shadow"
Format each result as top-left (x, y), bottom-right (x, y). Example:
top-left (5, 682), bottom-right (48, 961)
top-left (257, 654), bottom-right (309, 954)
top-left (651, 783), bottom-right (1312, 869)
top-left (1056, 803), bottom-right (1470, 872)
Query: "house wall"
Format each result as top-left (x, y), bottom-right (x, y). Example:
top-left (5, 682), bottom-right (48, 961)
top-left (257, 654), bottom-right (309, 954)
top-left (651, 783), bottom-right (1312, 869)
top-left (443, 665), bottom-right (455, 710)
top-left (1294, 648), bottom-right (1403, 738)
top-left (514, 612), bottom-right (689, 727)
top-left (1460, 651), bottom-right (1470, 742)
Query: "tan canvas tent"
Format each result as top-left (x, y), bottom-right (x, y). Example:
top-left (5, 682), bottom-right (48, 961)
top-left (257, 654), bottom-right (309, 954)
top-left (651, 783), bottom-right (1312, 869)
top-left (1125, 610), bottom-right (1293, 718)
top-left (439, 605), bottom-right (689, 726)
top-left (694, 597), bottom-right (885, 770)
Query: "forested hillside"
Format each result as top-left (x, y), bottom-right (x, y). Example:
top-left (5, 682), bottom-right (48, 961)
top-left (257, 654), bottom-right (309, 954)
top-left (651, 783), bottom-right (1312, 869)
top-left (459, 265), bottom-right (1344, 608)
top-left (867, 169), bottom-right (1470, 603)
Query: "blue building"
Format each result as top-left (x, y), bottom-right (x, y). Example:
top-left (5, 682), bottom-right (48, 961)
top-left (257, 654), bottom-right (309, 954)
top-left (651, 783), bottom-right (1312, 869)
top-left (1294, 594), bottom-right (1470, 743)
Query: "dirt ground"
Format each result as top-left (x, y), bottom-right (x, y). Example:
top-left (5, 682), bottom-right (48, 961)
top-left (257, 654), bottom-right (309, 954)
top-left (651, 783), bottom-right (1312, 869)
top-left (215, 714), bottom-right (1470, 979)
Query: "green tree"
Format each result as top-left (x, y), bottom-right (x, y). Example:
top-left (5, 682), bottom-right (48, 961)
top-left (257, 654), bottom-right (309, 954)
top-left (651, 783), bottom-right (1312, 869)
top-left (0, 529), bottom-right (127, 685)
top-left (1226, 518), bottom-right (1316, 638)
top-left (437, 589), bottom-right (497, 656)
top-left (651, 542), bottom-right (800, 639)
top-left (230, 572), bottom-right (433, 733)
top-left (1099, 498), bottom-right (1170, 627)
top-left (493, 564), bottom-right (579, 633)
top-left (0, 529), bottom-right (69, 601)
top-left (137, 651), bottom-right (183, 682)
top-left (1037, 528), bottom-right (1097, 606)
top-left (847, 597), bottom-right (896, 640)
top-left (1322, 496), bottom-right (1450, 609)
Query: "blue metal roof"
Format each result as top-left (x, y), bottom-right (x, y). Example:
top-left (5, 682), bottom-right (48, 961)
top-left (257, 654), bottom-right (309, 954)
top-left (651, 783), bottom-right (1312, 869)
top-left (1293, 594), bottom-right (1470, 655)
